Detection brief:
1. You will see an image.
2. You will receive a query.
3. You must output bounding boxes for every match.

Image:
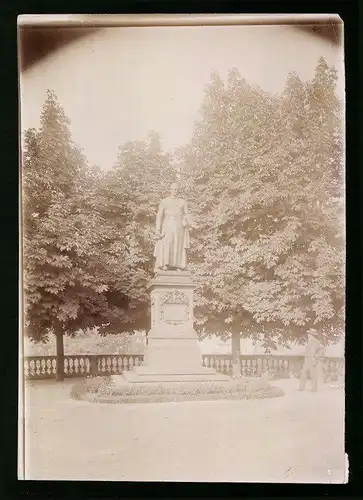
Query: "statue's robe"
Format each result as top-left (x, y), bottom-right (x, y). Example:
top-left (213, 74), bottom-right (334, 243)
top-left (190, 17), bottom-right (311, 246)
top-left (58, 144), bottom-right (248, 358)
top-left (154, 196), bottom-right (190, 270)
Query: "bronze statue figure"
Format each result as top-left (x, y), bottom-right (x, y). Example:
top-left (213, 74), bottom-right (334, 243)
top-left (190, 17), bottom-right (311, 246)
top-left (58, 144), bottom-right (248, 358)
top-left (154, 183), bottom-right (191, 271)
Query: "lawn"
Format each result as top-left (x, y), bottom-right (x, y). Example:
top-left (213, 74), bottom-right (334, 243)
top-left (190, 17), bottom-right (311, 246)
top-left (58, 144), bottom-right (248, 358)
top-left (22, 378), bottom-right (346, 483)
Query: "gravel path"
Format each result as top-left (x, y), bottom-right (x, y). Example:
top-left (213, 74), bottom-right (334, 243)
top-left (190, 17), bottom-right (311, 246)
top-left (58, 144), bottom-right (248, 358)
top-left (22, 378), bottom-right (346, 482)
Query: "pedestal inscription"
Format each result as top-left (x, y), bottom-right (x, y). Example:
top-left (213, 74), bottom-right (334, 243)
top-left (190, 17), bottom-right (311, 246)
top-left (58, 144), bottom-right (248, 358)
top-left (160, 290), bottom-right (189, 325)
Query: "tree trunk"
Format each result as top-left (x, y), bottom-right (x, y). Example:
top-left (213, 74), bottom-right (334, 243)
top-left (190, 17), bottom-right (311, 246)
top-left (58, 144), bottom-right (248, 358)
top-left (55, 325), bottom-right (65, 382)
top-left (231, 331), bottom-right (241, 378)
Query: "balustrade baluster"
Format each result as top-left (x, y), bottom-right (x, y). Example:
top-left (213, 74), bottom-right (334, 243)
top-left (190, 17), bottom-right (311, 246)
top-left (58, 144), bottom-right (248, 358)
top-left (46, 359), bottom-right (51, 375)
top-left (256, 358), bottom-right (262, 376)
top-left (112, 357), bottom-right (117, 372)
top-left (123, 356), bottom-right (128, 371)
top-left (246, 358), bottom-right (251, 376)
top-left (105, 357), bottom-right (111, 373)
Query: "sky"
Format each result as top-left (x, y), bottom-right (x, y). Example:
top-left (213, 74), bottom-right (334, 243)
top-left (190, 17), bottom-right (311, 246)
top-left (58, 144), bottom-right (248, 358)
top-left (19, 25), bottom-right (344, 171)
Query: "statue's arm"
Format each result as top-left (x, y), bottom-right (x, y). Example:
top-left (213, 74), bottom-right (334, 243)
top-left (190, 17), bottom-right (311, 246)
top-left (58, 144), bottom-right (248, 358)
top-left (156, 201), bottom-right (165, 234)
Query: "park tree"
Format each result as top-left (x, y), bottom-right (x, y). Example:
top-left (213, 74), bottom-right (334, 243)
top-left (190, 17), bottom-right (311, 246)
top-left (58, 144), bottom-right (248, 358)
top-left (178, 60), bottom-right (344, 375)
top-left (22, 90), bottom-right (131, 380)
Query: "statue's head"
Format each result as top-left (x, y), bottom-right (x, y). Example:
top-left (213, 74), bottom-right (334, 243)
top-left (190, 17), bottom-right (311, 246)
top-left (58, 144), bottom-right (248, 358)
top-left (170, 182), bottom-right (179, 197)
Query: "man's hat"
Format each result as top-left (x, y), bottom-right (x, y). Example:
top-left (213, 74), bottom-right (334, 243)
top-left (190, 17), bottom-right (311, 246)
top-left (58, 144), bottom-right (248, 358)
top-left (308, 328), bottom-right (319, 336)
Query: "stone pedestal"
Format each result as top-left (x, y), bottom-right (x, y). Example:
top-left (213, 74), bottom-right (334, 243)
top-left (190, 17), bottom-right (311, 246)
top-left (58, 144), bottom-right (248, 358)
top-left (122, 270), bottom-right (230, 383)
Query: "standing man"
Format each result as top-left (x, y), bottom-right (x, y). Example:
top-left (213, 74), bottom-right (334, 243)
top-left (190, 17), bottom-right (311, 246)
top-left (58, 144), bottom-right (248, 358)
top-left (298, 328), bottom-right (325, 392)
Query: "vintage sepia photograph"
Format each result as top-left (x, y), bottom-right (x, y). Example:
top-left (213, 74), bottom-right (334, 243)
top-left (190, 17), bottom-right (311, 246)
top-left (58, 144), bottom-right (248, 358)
top-left (19, 14), bottom-right (345, 482)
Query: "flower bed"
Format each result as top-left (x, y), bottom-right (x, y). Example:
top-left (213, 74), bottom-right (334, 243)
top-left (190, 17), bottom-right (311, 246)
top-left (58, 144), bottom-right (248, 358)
top-left (70, 375), bottom-right (284, 404)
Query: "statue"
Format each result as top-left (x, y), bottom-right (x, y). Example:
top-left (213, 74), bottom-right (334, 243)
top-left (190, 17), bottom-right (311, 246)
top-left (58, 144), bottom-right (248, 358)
top-left (154, 183), bottom-right (191, 272)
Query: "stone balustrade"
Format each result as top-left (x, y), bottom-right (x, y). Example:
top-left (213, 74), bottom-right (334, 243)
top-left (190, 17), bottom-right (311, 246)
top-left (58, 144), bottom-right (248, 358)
top-left (23, 353), bottom-right (344, 382)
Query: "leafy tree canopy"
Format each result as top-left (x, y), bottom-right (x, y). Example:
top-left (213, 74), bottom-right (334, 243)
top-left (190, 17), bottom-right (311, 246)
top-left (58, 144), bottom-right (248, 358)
top-left (178, 58), bottom-right (344, 347)
top-left (23, 91), bottom-right (132, 342)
